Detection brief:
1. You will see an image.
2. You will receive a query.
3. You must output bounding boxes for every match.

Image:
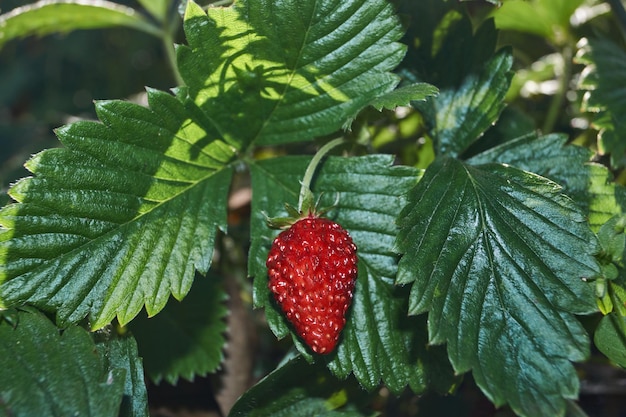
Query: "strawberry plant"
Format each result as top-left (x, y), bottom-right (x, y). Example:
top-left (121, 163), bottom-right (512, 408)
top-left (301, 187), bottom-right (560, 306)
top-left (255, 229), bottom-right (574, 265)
top-left (1, 0), bottom-right (626, 416)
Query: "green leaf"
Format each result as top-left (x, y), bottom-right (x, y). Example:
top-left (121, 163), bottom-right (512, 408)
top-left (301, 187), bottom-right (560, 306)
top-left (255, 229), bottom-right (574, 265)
top-left (136, 0), bottom-right (170, 22)
top-left (595, 313), bottom-right (626, 368)
top-left (596, 215), bottom-right (626, 263)
top-left (576, 36), bottom-right (626, 169)
top-left (95, 334), bottom-right (149, 417)
top-left (576, 36), bottom-right (626, 114)
top-left (0, 88), bottom-right (235, 329)
top-left (369, 83), bottom-right (439, 111)
top-left (596, 120), bottom-right (626, 169)
top-left (611, 279), bottom-right (626, 317)
top-left (467, 133), bottom-right (622, 231)
top-left (177, 0), bottom-right (406, 148)
top-left (128, 271), bottom-right (228, 384)
top-left (399, 7), bottom-right (498, 89)
top-left (249, 155), bottom-right (455, 394)
top-left (0, 308), bottom-right (126, 417)
top-left (0, 0), bottom-right (162, 49)
top-left (421, 48), bottom-right (513, 158)
top-left (396, 157), bottom-right (600, 417)
top-left (229, 355), bottom-right (375, 417)
top-left (492, 0), bottom-right (584, 44)
top-left (460, 108), bottom-right (536, 159)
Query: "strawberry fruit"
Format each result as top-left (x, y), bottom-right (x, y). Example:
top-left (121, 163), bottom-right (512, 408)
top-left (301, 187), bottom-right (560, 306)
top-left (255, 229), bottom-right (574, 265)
top-left (266, 214), bottom-right (358, 354)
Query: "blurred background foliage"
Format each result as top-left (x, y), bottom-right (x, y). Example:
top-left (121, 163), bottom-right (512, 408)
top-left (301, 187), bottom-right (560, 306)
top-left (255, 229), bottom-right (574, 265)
top-left (0, 0), bottom-right (182, 206)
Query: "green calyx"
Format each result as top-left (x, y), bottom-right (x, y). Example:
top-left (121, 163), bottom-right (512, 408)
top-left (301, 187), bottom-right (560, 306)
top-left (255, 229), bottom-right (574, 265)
top-left (266, 138), bottom-right (347, 230)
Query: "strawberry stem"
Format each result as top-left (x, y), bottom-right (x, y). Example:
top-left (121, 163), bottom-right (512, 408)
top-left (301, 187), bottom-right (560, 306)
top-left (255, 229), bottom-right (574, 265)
top-left (297, 137), bottom-right (347, 213)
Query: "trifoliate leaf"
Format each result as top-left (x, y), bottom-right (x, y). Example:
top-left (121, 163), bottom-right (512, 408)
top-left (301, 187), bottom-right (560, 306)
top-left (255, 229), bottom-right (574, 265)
top-left (177, 0), bottom-right (406, 148)
top-left (0, 88), bottom-right (235, 329)
top-left (0, 0), bottom-right (162, 49)
top-left (95, 333), bottom-right (149, 417)
top-left (0, 308), bottom-right (127, 417)
top-left (595, 313), bottom-right (626, 368)
top-left (421, 48), bottom-right (513, 158)
top-left (396, 157), bottom-right (600, 417)
top-left (576, 36), bottom-right (626, 169)
top-left (467, 132), bottom-right (622, 231)
top-left (230, 355), bottom-right (376, 417)
top-left (249, 155), bottom-right (455, 394)
top-left (369, 83), bottom-right (439, 111)
top-left (128, 271), bottom-right (228, 384)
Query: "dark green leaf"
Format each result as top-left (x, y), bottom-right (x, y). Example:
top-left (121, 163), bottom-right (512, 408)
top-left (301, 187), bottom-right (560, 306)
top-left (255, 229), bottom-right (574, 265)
top-left (249, 155), bottom-right (455, 394)
top-left (399, 7), bottom-right (498, 89)
top-left (0, 0), bottom-right (162, 49)
top-left (177, 0), bottom-right (406, 148)
top-left (229, 355), bottom-right (375, 417)
top-left (467, 133), bottom-right (622, 231)
top-left (95, 334), bottom-right (149, 417)
top-left (0, 308), bottom-right (126, 417)
top-left (594, 313), bottom-right (626, 368)
top-left (128, 271), bottom-right (228, 384)
top-left (421, 49), bottom-right (513, 158)
top-left (464, 107), bottom-right (536, 155)
top-left (396, 157), bottom-right (599, 417)
top-left (0, 88), bottom-right (234, 329)
top-left (369, 83), bottom-right (439, 111)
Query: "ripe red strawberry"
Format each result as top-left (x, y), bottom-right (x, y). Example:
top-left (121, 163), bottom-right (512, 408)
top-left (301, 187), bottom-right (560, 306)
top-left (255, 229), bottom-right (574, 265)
top-left (266, 214), bottom-right (358, 354)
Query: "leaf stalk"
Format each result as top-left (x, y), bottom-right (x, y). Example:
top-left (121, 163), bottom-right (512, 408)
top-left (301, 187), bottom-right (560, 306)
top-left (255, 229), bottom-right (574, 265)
top-left (162, 23), bottom-right (184, 86)
top-left (542, 44), bottom-right (573, 134)
top-left (297, 137), bottom-right (347, 213)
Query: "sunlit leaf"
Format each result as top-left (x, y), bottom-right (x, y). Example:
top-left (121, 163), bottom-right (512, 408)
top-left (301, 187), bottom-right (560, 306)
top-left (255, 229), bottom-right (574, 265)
top-left (0, 0), bottom-right (162, 49)
top-left (369, 83), bottom-right (439, 111)
top-left (0, 89), bottom-right (234, 329)
top-left (177, 0), bottom-right (406, 148)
